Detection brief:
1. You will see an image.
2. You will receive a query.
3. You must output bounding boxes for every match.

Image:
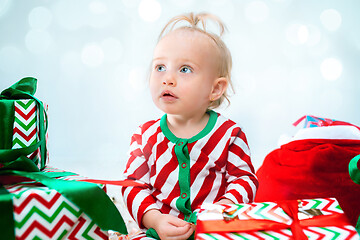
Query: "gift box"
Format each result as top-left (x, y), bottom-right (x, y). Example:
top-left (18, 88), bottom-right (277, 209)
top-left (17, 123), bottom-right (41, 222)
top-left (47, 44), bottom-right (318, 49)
top-left (0, 77), bottom-right (48, 170)
top-left (1, 166), bottom-right (127, 239)
top-left (256, 116), bottom-right (360, 226)
top-left (2, 167), bottom-right (108, 239)
top-left (1, 78), bottom-right (127, 239)
top-left (196, 198), bottom-right (360, 240)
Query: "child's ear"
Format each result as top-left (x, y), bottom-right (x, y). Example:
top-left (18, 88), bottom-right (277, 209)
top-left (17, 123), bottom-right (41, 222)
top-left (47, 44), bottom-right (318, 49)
top-left (210, 77), bottom-right (228, 101)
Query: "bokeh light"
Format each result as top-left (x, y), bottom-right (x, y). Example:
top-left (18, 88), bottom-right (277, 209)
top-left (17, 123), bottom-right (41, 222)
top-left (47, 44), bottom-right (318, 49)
top-left (138, 0), bottom-right (162, 22)
top-left (81, 43), bottom-right (104, 67)
top-left (101, 38), bottom-right (123, 63)
top-left (306, 25), bottom-right (322, 46)
top-left (53, 0), bottom-right (87, 30)
top-left (245, 1), bottom-right (269, 23)
top-left (28, 6), bottom-right (52, 30)
top-left (297, 25), bottom-right (309, 44)
top-left (0, 0), bottom-right (11, 17)
top-left (87, 1), bottom-right (114, 28)
top-left (320, 9), bottom-right (342, 31)
top-left (320, 58), bottom-right (343, 81)
top-left (25, 30), bottom-right (53, 54)
top-left (286, 23), bottom-right (309, 45)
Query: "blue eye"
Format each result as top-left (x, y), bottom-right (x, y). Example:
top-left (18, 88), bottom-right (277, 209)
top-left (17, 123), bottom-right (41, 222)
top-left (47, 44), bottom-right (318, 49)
top-left (180, 66), bottom-right (192, 73)
top-left (156, 65), bottom-right (166, 72)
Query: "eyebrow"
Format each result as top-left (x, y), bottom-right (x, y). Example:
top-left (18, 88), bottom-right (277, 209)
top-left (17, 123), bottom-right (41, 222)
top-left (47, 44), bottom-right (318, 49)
top-left (151, 57), bottom-right (200, 69)
top-left (151, 57), bottom-right (165, 64)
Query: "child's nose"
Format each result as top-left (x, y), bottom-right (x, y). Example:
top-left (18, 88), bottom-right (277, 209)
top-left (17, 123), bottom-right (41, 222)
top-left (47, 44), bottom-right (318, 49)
top-left (162, 75), bottom-right (176, 86)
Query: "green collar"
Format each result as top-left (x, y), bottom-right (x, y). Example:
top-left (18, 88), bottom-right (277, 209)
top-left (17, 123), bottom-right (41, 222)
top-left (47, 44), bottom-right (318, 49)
top-left (160, 110), bottom-right (218, 144)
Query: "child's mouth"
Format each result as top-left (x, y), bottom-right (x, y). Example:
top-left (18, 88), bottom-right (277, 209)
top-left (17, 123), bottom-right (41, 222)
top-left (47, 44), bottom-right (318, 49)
top-left (161, 91), bottom-right (178, 101)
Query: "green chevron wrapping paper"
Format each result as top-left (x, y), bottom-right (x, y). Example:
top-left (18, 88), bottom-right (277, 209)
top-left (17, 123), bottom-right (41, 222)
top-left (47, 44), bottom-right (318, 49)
top-left (0, 98), bottom-right (48, 170)
top-left (196, 198), bottom-right (360, 240)
top-left (2, 167), bottom-right (109, 240)
top-left (13, 99), bottom-right (47, 168)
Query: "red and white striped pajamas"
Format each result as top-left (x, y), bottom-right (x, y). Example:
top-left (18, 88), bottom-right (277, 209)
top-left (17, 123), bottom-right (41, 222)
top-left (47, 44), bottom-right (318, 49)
top-left (121, 111), bottom-right (258, 237)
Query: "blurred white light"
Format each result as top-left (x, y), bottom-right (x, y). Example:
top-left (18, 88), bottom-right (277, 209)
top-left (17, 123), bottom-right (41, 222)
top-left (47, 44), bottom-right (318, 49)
top-left (101, 38), bottom-right (123, 63)
top-left (320, 9), bottom-right (342, 31)
top-left (138, 0), bottom-right (161, 22)
top-left (320, 58), bottom-right (342, 81)
top-left (89, 1), bottom-right (108, 14)
top-left (0, 0), bottom-right (11, 17)
top-left (25, 30), bottom-right (52, 54)
top-left (297, 25), bottom-right (309, 44)
top-left (245, 1), bottom-right (269, 23)
top-left (81, 44), bottom-right (104, 67)
top-left (28, 6), bottom-right (52, 30)
top-left (306, 25), bottom-right (321, 46)
top-left (0, 46), bottom-right (24, 73)
top-left (286, 23), bottom-right (310, 45)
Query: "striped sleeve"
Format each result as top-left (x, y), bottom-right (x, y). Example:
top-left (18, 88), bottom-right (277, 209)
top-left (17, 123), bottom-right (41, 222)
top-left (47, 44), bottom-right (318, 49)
top-left (222, 127), bottom-right (259, 204)
top-left (121, 124), bottom-right (159, 228)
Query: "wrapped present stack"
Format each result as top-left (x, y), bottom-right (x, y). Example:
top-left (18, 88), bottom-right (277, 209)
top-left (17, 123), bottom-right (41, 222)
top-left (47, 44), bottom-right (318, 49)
top-left (255, 115), bottom-right (360, 228)
top-left (0, 78), bottom-right (127, 239)
top-left (196, 198), bottom-right (359, 239)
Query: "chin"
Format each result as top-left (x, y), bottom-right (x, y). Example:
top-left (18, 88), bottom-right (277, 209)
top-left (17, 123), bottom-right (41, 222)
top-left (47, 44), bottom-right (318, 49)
top-left (160, 108), bottom-right (182, 116)
top-left (156, 104), bottom-right (178, 115)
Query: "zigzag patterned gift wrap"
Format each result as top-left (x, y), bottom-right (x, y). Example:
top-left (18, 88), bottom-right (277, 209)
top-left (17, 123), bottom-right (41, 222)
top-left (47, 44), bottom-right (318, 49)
top-left (195, 198), bottom-right (360, 240)
top-left (3, 167), bottom-right (108, 240)
top-left (12, 99), bottom-right (49, 168)
top-left (0, 99), bottom-right (49, 169)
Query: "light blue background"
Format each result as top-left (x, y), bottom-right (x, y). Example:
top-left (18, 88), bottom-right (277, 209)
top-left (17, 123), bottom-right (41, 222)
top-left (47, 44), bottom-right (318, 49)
top-left (1, 0), bottom-right (359, 180)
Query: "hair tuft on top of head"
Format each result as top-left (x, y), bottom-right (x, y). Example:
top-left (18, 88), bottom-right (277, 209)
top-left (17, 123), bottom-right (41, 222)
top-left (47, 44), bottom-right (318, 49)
top-left (158, 12), bottom-right (226, 41)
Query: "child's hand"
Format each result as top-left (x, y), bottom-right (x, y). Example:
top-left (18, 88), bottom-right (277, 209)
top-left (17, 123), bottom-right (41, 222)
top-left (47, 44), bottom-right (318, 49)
top-left (155, 214), bottom-right (194, 240)
top-left (143, 209), bottom-right (195, 240)
top-left (215, 198), bottom-right (235, 205)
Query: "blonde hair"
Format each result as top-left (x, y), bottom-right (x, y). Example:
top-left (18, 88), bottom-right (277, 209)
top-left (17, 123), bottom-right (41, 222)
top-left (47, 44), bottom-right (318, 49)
top-left (158, 12), bottom-right (233, 109)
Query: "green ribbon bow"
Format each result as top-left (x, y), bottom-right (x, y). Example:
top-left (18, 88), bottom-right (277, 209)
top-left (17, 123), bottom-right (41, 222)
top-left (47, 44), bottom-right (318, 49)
top-left (0, 77), bottom-right (47, 169)
top-left (0, 78), bottom-right (127, 239)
